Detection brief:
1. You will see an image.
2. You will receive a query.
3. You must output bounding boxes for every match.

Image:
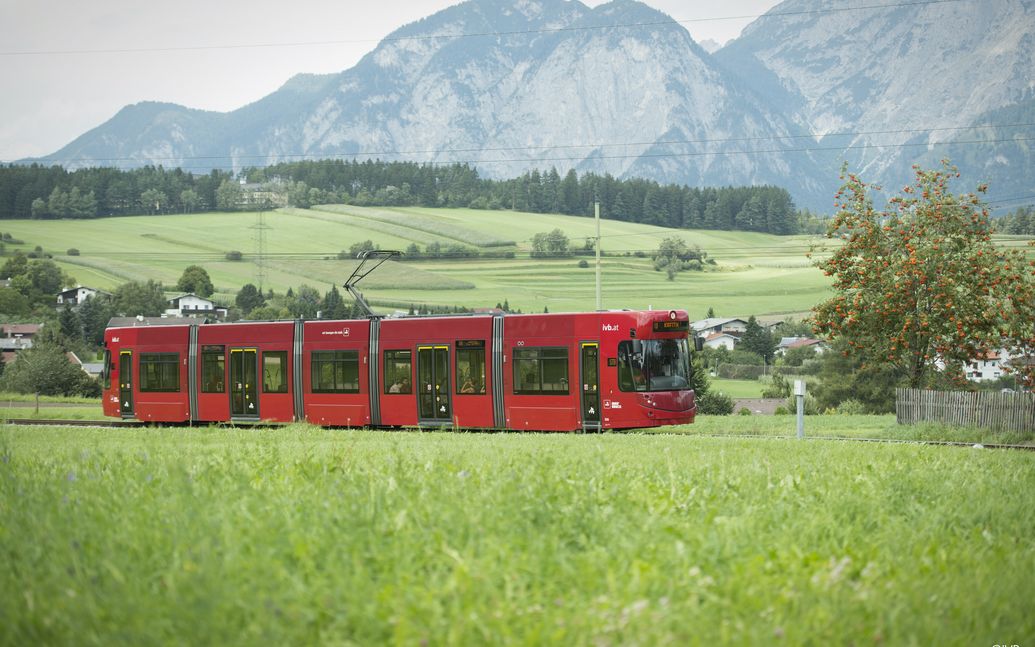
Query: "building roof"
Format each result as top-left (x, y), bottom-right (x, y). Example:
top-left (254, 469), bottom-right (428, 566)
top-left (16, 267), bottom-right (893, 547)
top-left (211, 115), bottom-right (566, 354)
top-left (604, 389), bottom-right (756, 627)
top-left (704, 332), bottom-right (738, 342)
top-left (786, 338), bottom-right (824, 350)
top-left (57, 285), bottom-right (108, 296)
top-left (692, 317), bottom-right (747, 332)
top-left (107, 317), bottom-right (197, 328)
top-left (168, 293), bottom-right (214, 303)
top-left (779, 336), bottom-right (811, 348)
top-left (1, 323), bottom-right (42, 336)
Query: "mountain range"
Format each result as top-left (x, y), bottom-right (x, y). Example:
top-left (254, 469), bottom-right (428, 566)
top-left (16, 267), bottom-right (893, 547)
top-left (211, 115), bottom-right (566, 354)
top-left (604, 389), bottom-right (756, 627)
top-left (30, 0), bottom-right (1035, 211)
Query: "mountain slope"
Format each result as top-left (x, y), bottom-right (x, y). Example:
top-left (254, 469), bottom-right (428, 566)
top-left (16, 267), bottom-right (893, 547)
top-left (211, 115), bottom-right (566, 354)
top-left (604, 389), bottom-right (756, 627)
top-left (32, 0), bottom-right (1035, 210)
top-left (36, 0), bottom-right (830, 206)
top-left (716, 0), bottom-right (1035, 193)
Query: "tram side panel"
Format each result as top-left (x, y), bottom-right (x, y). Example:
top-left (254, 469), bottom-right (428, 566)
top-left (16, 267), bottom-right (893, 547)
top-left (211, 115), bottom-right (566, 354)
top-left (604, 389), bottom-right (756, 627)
top-left (376, 314), bottom-right (496, 426)
top-left (503, 313), bottom-right (580, 431)
top-left (104, 325), bottom-right (192, 423)
top-left (302, 320), bottom-right (372, 426)
top-left (196, 322), bottom-right (296, 423)
top-left (378, 316), bottom-right (496, 429)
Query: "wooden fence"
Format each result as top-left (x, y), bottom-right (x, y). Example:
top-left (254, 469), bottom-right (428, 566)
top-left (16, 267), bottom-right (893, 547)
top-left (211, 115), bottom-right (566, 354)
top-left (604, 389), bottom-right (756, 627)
top-left (896, 388), bottom-right (1035, 432)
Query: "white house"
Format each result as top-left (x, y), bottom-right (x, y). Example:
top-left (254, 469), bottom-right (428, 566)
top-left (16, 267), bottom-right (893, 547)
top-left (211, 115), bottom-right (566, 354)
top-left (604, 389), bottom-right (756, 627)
top-left (776, 337), bottom-right (828, 356)
top-left (702, 332), bottom-right (739, 351)
top-left (692, 318), bottom-right (748, 339)
top-left (967, 350), bottom-right (1006, 382)
top-left (165, 294), bottom-right (226, 319)
top-left (56, 286), bottom-right (108, 306)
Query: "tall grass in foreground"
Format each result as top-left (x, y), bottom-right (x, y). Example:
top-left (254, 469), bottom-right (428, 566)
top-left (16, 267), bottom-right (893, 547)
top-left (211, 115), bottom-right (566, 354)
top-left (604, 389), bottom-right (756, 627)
top-left (1, 426), bottom-right (1033, 645)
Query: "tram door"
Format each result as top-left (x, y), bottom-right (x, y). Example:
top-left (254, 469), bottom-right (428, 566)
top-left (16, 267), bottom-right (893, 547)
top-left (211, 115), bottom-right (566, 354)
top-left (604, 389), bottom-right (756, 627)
top-left (580, 343), bottom-right (600, 430)
top-left (417, 345), bottom-right (451, 423)
top-left (119, 350), bottom-right (134, 417)
top-left (229, 348), bottom-right (259, 417)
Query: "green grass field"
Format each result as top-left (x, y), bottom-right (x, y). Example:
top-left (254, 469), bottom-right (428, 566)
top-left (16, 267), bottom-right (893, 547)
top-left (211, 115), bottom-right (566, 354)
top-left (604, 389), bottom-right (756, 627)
top-left (707, 378), bottom-right (764, 399)
top-left (1, 425), bottom-right (1032, 645)
top-left (2, 206), bottom-right (833, 316)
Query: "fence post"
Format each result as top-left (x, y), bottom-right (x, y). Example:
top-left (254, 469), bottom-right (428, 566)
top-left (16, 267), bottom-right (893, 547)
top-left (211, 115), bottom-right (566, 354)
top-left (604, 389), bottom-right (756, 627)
top-left (795, 380), bottom-right (806, 439)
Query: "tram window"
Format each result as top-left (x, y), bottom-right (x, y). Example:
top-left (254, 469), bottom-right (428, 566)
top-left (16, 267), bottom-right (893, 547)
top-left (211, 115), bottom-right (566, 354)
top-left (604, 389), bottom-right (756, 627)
top-left (617, 340), bottom-right (690, 392)
top-left (101, 350), bottom-right (112, 389)
top-left (263, 351), bottom-right (288, 393)
top-left (311, 350), bottom-right (360, 394)
top-left (384, 350), bottom-right (412, 394)
top-left (512, 347), bottom-right (568, 395)
top-left (617, 341), bottom-right (645, 392)
top-left (456, 342), bottom-right (486, 394)
top-left (201, 345), bottom-right (225, 393)
top-left (139, 353), bottom-right (180, 392)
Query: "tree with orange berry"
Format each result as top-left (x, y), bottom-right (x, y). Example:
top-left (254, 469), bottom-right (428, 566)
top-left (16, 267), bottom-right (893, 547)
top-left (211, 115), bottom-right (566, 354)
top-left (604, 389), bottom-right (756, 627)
top-left (811, 161), bottom-right (1035, 389)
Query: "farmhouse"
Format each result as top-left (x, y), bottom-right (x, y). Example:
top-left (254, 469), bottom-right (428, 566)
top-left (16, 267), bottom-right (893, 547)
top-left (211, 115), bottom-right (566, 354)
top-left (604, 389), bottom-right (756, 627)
top-left (701, 332), bottom-right (739, 350)
top-left (0, 323), bottom-right (42, 366)
top-left (692, 317), bottom-right (748, 338)
top-left (967, 350), bottom-right (1006, 382)
top-left (776, 337), bottom-right (828, 356)
top-left (56, 285), bottom-right (109, 306)
top-left (165, 294), bottom-right (227, 319)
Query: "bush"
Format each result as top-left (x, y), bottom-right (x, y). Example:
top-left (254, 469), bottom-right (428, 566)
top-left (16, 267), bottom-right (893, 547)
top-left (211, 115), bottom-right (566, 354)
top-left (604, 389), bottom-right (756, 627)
top-left (698, 390), bottom-right (734, 415)
top-left (784, 392), bottom-right (820, 415)
top-left (737, 407), bottom-right (752, 416)
top-left (762, 373), bottom-right (792, 399)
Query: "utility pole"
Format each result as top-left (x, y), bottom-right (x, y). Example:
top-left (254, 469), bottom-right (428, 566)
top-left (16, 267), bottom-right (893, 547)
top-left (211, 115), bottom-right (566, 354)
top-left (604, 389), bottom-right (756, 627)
top-left (595, 200), bottom-right (602, 311)
top-left (251, 200), bottom-right (271, 293)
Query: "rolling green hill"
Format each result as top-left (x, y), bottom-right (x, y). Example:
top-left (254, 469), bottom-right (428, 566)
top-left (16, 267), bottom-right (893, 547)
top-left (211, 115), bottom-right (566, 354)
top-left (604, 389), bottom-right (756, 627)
top-left (4, 206), bottom-right (834, 317)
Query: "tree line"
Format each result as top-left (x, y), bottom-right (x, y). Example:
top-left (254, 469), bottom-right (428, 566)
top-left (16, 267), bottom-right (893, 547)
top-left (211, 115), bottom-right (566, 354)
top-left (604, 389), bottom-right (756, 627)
top-left (0, 160), bottom-right (801, 235)
top-left (996, 206), bottom-right (1035, 235)
top-left (255, 161), bottom-right (801, 235)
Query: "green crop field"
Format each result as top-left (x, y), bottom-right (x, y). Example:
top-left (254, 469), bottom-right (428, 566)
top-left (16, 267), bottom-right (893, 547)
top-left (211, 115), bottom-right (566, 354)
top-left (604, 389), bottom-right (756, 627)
top-left (1, 425), bottom-right (1033, 645)
top-left (1, 206), bottom-right (833, 317)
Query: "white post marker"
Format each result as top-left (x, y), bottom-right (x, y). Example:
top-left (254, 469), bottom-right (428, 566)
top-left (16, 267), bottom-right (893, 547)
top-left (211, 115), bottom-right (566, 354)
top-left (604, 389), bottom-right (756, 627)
top-left (794, 380), bottom-right (806, 439)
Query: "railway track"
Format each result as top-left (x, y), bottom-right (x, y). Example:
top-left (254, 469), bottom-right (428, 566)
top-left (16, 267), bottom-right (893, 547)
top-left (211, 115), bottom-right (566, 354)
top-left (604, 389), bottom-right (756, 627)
top-left (3, 419), bottom-right (1034, 451)
top-left (3, 418), bottom-right (144, 427)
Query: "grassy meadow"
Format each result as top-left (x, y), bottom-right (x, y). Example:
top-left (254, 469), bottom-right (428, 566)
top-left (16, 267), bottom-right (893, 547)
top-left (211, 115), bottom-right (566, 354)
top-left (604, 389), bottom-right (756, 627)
top-left (1, 424), bottom-right (1033, 645)
top-left (2, 205), bottom-right (832, 316)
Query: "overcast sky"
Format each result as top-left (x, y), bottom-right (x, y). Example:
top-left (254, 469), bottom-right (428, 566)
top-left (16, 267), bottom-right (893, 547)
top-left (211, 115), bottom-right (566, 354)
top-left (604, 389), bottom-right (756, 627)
top-left (0, 0), bottom-right (779, 162)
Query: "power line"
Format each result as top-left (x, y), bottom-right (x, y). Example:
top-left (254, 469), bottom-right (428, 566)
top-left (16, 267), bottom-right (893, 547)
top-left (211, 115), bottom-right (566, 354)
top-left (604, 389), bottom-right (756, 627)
top-left (19, 132), bottom-right (1035, 172)
top-left (0, 0), bottom-right (962, 57)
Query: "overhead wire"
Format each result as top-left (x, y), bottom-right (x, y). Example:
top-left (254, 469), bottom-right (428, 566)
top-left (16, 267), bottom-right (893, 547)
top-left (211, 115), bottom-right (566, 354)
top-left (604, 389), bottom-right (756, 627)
top-left (16, 121), bottom-right (1035, 167)
top-left (20, 132), bottom-right (1035, 172)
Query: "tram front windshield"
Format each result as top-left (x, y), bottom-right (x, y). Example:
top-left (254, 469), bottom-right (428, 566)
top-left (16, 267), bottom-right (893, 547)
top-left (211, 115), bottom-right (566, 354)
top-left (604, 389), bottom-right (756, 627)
top-left (617, 339), bottom-right (691, 392)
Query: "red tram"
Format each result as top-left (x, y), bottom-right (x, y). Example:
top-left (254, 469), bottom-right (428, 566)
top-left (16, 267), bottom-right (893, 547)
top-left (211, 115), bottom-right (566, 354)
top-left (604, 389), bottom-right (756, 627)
top-left (101, 309), bottom-right (697, 432)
